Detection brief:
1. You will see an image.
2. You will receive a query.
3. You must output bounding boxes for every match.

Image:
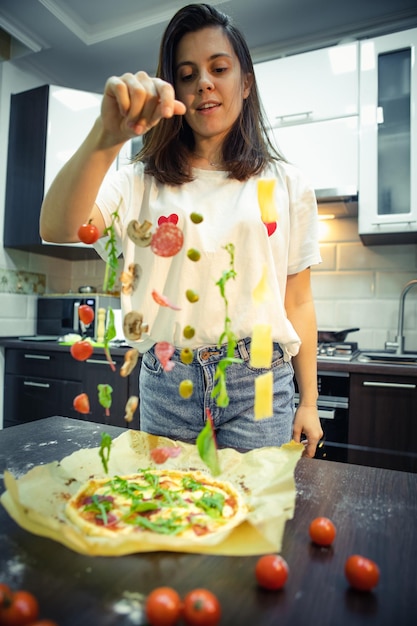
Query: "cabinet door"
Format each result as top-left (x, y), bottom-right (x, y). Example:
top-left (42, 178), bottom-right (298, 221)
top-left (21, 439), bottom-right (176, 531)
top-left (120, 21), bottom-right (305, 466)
top-left (359, 28), bottom-right (417, 243)
top-left (255, 43), bottom-right (358, 123)
top-left (273, 116), bottom-right (358, 191)
top-left (82, 354), bottom-right (138, 429)
top-left (4, 85), bottom-right (106, 259)
top-left (4, 374), bottom-right (83, 428)
top-left (348, 372), bottom-right (417, 472)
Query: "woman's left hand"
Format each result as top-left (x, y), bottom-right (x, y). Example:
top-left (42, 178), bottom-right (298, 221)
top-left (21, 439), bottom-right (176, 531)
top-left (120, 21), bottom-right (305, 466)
top-left (292, 405), bottom-right (323, 458)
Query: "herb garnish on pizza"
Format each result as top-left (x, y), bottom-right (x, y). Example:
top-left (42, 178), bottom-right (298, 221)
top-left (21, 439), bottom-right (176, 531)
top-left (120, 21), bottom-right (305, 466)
top-left (65, 468), bottom-right (247, 540)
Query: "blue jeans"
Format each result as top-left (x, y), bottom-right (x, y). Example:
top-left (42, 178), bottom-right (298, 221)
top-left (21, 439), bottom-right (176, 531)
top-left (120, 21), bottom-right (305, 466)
top-left (139, 338), bottom-right (295, 451)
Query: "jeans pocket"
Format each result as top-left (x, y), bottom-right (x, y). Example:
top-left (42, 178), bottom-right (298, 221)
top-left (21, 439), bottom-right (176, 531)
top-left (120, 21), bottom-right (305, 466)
top-left (141, 349), bottom-right (162, 375)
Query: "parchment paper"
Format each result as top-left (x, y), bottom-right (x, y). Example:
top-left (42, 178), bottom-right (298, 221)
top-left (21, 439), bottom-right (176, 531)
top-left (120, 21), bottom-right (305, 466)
top-left (1, 430), bottom-right (303, 557)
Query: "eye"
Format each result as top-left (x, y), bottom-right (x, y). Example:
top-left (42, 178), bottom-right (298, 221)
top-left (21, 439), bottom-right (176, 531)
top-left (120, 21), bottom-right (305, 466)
top-left (213, 67), bottom-right (228, 74)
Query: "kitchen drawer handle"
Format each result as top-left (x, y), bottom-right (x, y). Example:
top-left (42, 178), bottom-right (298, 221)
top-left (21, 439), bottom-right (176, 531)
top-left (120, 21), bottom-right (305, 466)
top-left (275, 110), bottom-right (313, 122)
top-left (86, 358), bottom-right (116, 366)
top-left (371, 220), bottom-right (417, 226)
top-left (23, 381), bottom-right (50, 388)
top-left (24, 354), bottom-right (51, 360)
top-left (363, 381), bottom-right (416, 389)
top-left (318, 408), bottom-right (336, 420)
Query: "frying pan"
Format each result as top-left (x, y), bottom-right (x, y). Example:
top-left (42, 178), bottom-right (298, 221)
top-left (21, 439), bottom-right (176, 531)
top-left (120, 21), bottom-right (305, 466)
top-left (318, 328), bottom-right (360, 343)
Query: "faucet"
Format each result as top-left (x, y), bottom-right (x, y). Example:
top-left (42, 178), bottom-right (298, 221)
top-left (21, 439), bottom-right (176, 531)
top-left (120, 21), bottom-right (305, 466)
top-left (386, 279), bottom-right (417, 354)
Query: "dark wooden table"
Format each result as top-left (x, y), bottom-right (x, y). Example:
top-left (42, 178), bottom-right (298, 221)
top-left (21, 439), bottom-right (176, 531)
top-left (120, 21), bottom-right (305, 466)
top-left (0, 417), bottom-right (416, 626)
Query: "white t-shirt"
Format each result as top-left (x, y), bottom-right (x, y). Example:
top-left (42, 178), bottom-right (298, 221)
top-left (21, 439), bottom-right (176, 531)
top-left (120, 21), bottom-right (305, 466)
top-left (95, 159), bottom-right (321, 358)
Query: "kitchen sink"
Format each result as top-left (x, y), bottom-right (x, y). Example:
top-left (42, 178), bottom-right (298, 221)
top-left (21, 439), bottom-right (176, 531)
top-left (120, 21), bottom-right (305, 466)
top-left (358, 350), bottom-right (417, 364)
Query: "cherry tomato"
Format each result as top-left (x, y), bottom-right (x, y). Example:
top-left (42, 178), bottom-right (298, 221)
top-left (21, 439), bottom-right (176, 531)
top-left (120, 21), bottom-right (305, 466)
top-left (183, 588), bottom-right (221, 626)
top-left (145, 587), bottom-right (182, 626)
top-left (0, 584), bottom-right (11, 605)
top-left (255, 554), bottom-right (289, 590)
top-left (345, 555), bottom-right (380, 591)
top-left (73, 393), bottom-right (90, 414)
top-left (0, 588), bottom-right (39, 625)
top-left (70, 340), bottom-right (94, 361)
top-left (309, 517), bottom-right (337, 547)
top-left (78, 221), bottom-right (99, 244)
top-left (78, 305), bottom-right (95, 325)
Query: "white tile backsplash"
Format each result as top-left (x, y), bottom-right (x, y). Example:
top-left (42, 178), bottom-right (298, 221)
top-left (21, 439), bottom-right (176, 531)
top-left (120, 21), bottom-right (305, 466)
top-left (313, 218), bottom-right (417, 351)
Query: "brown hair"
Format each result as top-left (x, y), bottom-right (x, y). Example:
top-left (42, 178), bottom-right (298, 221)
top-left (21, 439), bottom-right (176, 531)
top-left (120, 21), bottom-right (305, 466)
top-left (137, 3), bottom-right (284, 184)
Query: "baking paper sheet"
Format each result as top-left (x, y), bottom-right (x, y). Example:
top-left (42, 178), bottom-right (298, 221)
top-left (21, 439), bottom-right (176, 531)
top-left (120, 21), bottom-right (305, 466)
top-left (1, 430), bottom-right (303, 557)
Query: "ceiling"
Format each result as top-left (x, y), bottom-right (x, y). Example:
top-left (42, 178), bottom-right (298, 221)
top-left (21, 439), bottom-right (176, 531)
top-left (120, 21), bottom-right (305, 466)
top-left (1, 0), bottom-right (417, 94)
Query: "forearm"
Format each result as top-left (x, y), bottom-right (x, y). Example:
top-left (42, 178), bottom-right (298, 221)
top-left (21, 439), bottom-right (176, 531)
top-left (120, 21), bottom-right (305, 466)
top-left (39, 117), bottom-right (124, 243)
top-left (291, 299), bottom-right (318, 406)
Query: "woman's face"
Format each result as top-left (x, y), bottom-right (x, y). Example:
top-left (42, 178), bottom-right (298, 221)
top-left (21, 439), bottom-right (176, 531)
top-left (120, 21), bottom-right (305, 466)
top-left (174, 26), bottom-right (251, 145)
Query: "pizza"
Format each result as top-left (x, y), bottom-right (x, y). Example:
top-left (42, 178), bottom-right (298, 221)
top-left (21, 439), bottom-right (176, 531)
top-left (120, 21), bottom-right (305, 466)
top-left (65, 468), bottom-right (247, 541)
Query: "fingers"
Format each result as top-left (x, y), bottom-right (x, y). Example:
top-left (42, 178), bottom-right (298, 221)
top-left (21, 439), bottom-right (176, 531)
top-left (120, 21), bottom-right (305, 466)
top-left (103, 71), bottom-right (185, 136)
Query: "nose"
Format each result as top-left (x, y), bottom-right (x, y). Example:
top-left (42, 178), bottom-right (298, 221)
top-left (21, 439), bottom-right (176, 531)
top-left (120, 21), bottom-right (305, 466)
top-left (197, 72), bottom-right (214, 93)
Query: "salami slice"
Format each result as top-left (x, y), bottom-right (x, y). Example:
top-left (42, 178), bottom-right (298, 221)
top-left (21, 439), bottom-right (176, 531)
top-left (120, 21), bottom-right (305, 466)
top-left (151, 222), bottom-right (184, 257)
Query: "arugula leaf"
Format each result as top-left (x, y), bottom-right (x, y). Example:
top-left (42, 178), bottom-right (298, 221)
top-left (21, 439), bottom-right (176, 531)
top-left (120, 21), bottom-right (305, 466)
top-left (84, 494), bottom-right (114, 525)
top-left (195, 491), bottom-right (225, 518)
top-left (98, 384), bottom-right (113, 418)
top-left (99, 432), bottom-right (112, 474)
top-left (103, 207), bottom-right (120, 293)
top-left (211, 243), bottom-right (242, 407)
top-left (103, 307), bottom-right (116, 371)
top-left (197, 409), bottom-right (221, 476)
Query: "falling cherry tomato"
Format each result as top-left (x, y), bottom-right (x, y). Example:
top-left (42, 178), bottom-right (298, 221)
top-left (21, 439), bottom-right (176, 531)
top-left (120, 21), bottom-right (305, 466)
top-left (183, 589), bottom-right (221, 626)
top-left (309, 517), bottom-right (337, 547)
top-left (255, 554), bottom-right (289, 590)
top-left (78, 221), bottom-right (99, 244)
top-left (70, 340), bottom-right (94, 361)
top-left (73, 393), bottom-right (90, 414)
top-left (345, 555), bottom-right (380, 591)
top-left (78, 304), bottom-right (95, 325)
top-left (145, 586), bottom-right (182, 626)
top-left (0, 587), bottom-right (39, 625)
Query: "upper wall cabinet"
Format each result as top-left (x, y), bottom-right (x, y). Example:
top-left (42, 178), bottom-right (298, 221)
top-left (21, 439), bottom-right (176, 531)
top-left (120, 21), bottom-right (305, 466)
top-left (4, 85), bottom-right (104, 259)
top-left (358, 28), bottom-right (417, 244)
top-left (255, 44), bottom-right (359, 196)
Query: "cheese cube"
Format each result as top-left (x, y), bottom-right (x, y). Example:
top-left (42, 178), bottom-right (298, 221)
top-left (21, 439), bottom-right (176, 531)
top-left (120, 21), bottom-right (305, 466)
top-left (254, 371), bottom-right (273, 420)
top-left (257, 179), bottom-right (278, 223)
top-left (250, 324), bottom-right (273, 368)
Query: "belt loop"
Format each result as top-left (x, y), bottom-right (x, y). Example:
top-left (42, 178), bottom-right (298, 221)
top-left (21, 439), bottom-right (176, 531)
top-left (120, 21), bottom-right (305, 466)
top-left (236, 338), bottom-right (250, 360)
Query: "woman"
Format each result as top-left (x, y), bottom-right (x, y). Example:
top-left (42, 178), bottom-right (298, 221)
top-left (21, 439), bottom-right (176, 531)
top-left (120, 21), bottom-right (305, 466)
top-left (40, 3), bottom-right (323, 456)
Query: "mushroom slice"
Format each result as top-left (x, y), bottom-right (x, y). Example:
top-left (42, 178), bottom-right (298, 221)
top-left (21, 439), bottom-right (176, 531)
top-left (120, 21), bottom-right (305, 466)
top-left (127, 219), bottom-right (153, 247)
top-left (120, 263), bottom-right (141, 295)
top-left (124, 395), bottom-right (139, 423)
top-left (120, 348), bottom-right (140, 377)
top-left (123, 311), bottom-right (149, 341)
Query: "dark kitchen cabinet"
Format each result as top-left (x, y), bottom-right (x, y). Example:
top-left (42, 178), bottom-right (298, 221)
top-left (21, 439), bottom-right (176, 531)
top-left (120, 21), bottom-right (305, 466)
top-left (4, 85), bottom-right (101, 260)
top-left (2, 344), bottom-right (140, 429)
top-left (348, 371), bottom-right (417, 472)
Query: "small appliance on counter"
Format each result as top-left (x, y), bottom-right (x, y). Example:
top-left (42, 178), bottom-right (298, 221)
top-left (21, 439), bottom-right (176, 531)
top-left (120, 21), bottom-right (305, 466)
top-left (36, 294), bottom-right (120, 339)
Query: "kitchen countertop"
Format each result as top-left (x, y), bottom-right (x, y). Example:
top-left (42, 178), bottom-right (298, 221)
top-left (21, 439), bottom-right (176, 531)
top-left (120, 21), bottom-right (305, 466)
top-left (1, 416), bottom-right (416, 626)
top-left (1, 338), bottom-right (416, 375)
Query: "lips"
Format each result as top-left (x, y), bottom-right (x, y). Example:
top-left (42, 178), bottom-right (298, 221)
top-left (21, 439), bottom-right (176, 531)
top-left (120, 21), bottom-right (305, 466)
top-left (196, 101), bottom-right (220, 111)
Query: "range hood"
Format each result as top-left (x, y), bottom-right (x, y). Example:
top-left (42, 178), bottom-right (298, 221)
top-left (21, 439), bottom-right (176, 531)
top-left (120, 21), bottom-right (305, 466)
top-left (315, 188), bottom-right (358, 218)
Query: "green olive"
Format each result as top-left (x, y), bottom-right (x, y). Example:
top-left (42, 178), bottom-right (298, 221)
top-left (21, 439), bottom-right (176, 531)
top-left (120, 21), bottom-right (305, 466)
top-left (187, 248), bottom-right (201, 262)
top-left (179, 379), bottom-right (193, 399)
top-left (190, 212), bottom-right (204, 224)
top-left (186, 289), bottom-right (199, 303)
top-left (183, 325), bottom-right (195, 339)
top-left (180, 348), bottom-right (194, 365)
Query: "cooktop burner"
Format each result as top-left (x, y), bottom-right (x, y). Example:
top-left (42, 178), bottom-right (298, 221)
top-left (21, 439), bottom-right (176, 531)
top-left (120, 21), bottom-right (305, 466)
top-left (317, 342), bottom-right (359, 362)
